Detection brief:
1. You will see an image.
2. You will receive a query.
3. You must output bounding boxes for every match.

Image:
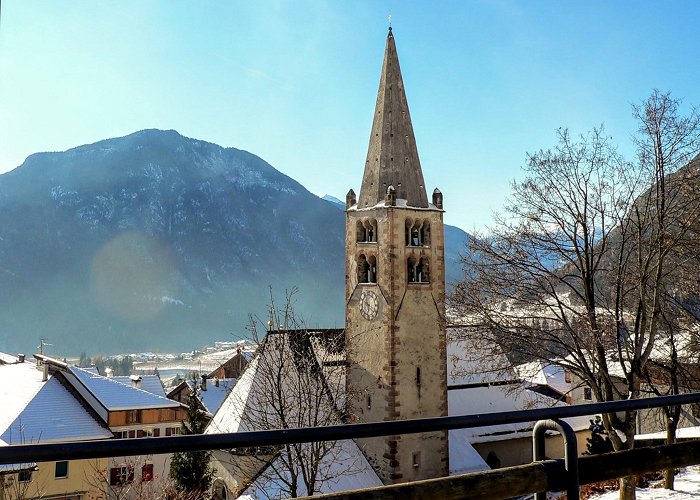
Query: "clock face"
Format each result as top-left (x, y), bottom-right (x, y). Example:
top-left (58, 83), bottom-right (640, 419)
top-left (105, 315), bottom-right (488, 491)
top-left (360, 290), bottom-right (379, 321)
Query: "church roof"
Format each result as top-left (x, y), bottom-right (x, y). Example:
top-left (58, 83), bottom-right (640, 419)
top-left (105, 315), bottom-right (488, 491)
top-left (358, 28), bottom-right (429, 209)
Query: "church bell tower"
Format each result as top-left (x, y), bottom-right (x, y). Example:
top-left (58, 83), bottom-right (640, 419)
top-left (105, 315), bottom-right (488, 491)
top-left (345, 27), bottom-right (449, 483)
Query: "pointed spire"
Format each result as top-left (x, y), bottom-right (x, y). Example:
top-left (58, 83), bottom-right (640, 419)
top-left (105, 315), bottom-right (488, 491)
top-left (358, 28), bottom-right (429, 209)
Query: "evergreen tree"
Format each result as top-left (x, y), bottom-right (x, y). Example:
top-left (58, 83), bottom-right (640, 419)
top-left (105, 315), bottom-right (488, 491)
top-left (585, 416), bottom-right (614, 455)
top-left (169, 380), bottom-right (214, 496)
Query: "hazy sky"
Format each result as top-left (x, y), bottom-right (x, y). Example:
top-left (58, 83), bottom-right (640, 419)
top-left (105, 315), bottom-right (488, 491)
top-left (1, 1), bottom-right (699, 231)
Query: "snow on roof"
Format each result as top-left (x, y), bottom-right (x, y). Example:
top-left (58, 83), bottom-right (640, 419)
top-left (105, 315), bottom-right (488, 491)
top-left (0, 352), bottom-right (19, 364)
top-left (184, 378), bottom-right (236, 415)
top-left (238, 439), bottom-right (382, 498)
top-left (206, 355), bottom-right (259, 434)
top-left (1, 376), bottom-right (113, 444)
top-left (448, 386), bottom-right (590, 444)
top-left (0, 361), bottom-right (47, 438)
top-left (112, 374), bottom-right (166, 397)
top-left (67, 366), bottom-right (180, 411)
top-left (447, 334), bottom-right (517, 386)
top-left (514, 360), bottom-right (569, 395)
top-left (449, 429), bottom-right (490, 475)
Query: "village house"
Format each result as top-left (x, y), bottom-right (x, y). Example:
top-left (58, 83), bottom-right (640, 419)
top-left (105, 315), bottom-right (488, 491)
top-left (0, 352), bottom-right (188, 499)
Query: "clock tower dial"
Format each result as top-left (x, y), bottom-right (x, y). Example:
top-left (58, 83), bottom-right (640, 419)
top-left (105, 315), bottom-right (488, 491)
top-left (359, 290), bottom-right (379, 321)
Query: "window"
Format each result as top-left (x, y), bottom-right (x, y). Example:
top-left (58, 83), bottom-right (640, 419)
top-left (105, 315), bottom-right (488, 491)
top-left (55, 461), bottom-right (68, 479)
top-left (142, 463), bottom-right (154, 482)
top-left (405, 220), bottom-right (430, 247)
top-left (356, 219), bottom-right (377, 243)
top-left (128, 430), bottom-right (136, 438)
top-left (408, 256), bottom-right (430, 283)
top-left (18, 469), bottom-right (32, 483)
top-left (358, 254), bottom-right (377, 284)
top-left (113, 431), bottom-right (128, 439)
top-left (412, 452), bottom-right (421, 468)
top-left (367, 395), bottom-right (372, 410)
top-left (583, 387), bottom-right (593, 401)
top-left (110, 465), bottom-right (134, 486)
top-left (127, 409), bottom-right (141, 424)
top-left (416, 367), bottom-right (421, 386)
top-left (153, 428), bottom-right (160, 437)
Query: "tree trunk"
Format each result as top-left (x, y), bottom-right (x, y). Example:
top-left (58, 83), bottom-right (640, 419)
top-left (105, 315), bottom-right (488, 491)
top-left (619, 474), bottom-right (636, 500)
top-left (664, 417), bottom-right (678, 489)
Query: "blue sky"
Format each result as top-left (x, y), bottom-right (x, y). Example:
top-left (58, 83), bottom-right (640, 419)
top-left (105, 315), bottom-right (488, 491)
top-left (1, 1), bottom-right (699, 231)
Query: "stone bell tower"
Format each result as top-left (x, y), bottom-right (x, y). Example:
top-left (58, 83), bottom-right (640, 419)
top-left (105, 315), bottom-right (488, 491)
top-left (345, 27), bottom-right (448, 484)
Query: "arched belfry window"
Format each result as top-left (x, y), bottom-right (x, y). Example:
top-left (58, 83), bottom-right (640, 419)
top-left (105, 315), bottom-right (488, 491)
top-left (422, 220), bottom-right (431, 246)
top-left (406, 219), bottom-right (430, 247)
top-left (407, 256), bottom-right (417, 283)
top-left (358, 254), bottom-right (377, 284)
top-left (357, 219), bottom-right (378, 243)
top-left (368, 255), bottom-right (377, 283)
top-left (417, 257), bottom-right (430, 283)
top-left (408, 256), bottom-right (430, 283)
top-left (356, 221), bottom-right (367, 243)
top-left (366, 219), bottom-right (377, 243)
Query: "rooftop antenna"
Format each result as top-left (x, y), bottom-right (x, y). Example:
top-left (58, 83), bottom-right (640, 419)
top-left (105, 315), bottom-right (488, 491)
top-left (38, 338), bottom-right (52, 355)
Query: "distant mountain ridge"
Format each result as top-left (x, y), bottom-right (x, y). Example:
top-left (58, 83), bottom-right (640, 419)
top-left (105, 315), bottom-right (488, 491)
top-left (0, 130), bottom-right (471, 355)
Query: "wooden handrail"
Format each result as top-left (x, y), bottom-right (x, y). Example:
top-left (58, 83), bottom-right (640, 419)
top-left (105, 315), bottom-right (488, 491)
top-left (304, 439), bottom-right (700, 500)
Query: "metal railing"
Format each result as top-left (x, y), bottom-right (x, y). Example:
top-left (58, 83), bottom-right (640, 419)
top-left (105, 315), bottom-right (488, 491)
top-left (3, 392), bottom-right (700, 498)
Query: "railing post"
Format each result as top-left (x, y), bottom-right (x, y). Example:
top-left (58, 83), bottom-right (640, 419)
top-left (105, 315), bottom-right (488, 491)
top-left (533, 419), bottom-right (579, 500)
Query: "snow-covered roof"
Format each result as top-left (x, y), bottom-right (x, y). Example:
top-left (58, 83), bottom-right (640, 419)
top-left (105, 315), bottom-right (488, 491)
top-left (515, 360), bottom-right (569, 395)
top-left (184, 378), bottom-right (236, 415)
top-left (206, 355), bottom-right (259, 434)
top-left (66, 366), bottom-right (180, 412)
top-left (0, 352), bottom-right (19, 365)
top-left (0, 361), bottom-right (46, 439)
top-left (238, 439), bottom-right (382, 499)
top-left (448, 430), bottom-right (490, 475)
top-left (447, 335), bottom-right (517, 386)
top-left (1, 376), bottom-right (113, 444)
top-left (448, 385), bottom-right (590, 444)
top-left (0, 361), bottom-right (112, 445)
top-left (112, 374), bottom-right (166, 397)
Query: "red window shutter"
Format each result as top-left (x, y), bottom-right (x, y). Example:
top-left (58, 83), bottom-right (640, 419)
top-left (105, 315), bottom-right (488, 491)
top-left (153, 428), bottom-right (160, 437)
top-left (128, 430), bottom-right (135, 438)
top-left (137, 430), bottom-right (144, 438)
top-left (165, 427), bottom-right (171, 436)
top-left (110, 467), bottom-right (120, 486)
top-left (142, 463), bottom-right (154, 482)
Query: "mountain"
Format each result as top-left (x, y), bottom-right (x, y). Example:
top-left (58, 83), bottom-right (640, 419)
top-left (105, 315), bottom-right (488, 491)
top-left (0, 130), bottom-right (470, 355)
top-left (321, 195), bottom-right (345, 209)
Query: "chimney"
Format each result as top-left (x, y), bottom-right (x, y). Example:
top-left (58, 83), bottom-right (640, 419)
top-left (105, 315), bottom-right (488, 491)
top-left (42, 362), bottom-right (49, 382)
top-left (201, 374), bottom-right (207, 392)
top-left (105, 367), bottom-right (113, 378)
top-left (130, 374), bottom-right (142, 389)
top-left (214, 377), bottom-right (220, 388)
top-left (18, 353), bottom-right (25, 363)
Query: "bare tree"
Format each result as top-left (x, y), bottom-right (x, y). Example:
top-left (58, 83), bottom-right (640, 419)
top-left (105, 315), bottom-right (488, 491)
top-left (222, 289), bottom-right (363, 498)
top-left (451, 91), bottom-right (700, 500)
